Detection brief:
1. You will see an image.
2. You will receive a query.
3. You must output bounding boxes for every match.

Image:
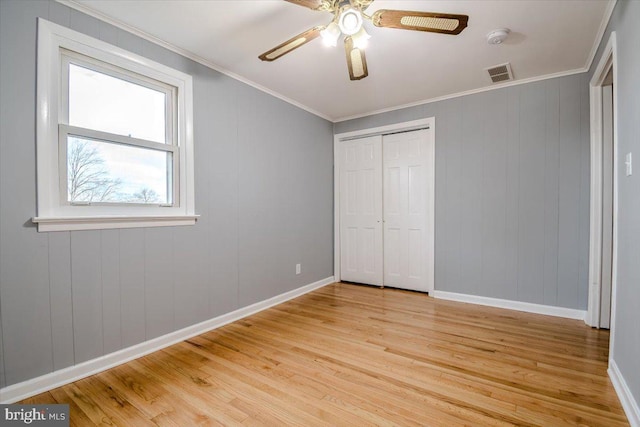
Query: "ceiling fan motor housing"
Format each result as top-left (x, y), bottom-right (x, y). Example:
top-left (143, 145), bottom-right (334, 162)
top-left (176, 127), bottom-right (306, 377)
top-left (338, 7), bottom-right (364, 35)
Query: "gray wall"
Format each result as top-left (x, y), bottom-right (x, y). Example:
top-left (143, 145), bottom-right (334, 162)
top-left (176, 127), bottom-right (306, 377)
top-left (589, 0), bottom-right (640, 412)
top-left (0, 0), bottom-right (333, 388)
top-left (335, 74), bottom-right (591, 310)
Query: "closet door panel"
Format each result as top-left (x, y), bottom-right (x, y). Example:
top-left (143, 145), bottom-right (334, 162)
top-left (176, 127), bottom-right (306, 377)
top-left (383, 129), bottom-right (433, 292)
top-left (339, 136), bottom-right (383, 286)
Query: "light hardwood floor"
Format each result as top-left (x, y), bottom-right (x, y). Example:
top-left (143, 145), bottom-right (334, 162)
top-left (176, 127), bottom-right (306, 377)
top-left (22, 282), bottom-right (628, 426)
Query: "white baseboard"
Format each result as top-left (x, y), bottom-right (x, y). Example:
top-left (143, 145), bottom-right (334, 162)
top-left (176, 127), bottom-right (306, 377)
top-left (431, 290), bottom-right (587, 320)
top-left (609, 359), bottom-right (640, 427)
top-left (0, 276), bottom-right (334, 404)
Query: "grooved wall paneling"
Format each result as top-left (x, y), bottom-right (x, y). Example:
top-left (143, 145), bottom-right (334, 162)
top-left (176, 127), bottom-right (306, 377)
top-left (100, 230), bottom-right (121, 355)
top-left (48, 232), bottom-right (74, 370)
top-left (0, 303), bottom-right (4, 388)
top-left (70, 231), bottom-right (104, 364)
top-left (0, 0), bottom-right (54, 386)
top-left (0, 0), bottom-right (333, 388)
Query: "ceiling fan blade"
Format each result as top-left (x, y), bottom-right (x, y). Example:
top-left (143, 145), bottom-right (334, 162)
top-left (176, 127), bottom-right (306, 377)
top-left (285, 0), bottom-right (326, 11)
top-left (372, 10), bottom-right (469, 35)
top-left (344, 36), bottom-right (368, 81)
top-left (259, 26), bottom-right (324, 62)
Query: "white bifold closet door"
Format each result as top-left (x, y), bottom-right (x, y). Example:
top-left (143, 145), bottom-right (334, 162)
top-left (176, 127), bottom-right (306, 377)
top-left (339, 129), bottom-right (434, 292)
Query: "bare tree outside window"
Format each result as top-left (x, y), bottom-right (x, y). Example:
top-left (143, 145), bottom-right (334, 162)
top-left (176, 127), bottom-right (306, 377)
top-left (67, 138), bottom-right (121, 202)
top-left (131, 187), bottom-right (161, 204)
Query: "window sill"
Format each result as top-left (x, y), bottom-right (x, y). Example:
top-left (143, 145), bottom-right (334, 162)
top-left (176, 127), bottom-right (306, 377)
top-left (32, 215), bottom-right (199, 232)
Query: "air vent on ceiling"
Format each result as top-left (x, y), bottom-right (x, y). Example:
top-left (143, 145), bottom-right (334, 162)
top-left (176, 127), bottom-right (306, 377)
top-left (486, 62), bottom-right (514, 83)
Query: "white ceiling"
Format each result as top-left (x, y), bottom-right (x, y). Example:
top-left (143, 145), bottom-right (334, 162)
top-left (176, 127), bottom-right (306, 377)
top-left (68, 0), bottom-right (613, 122)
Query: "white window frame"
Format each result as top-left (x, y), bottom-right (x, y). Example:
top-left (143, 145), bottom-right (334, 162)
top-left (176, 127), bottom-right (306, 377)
top-left (33, 19), bottom-right (196, 232)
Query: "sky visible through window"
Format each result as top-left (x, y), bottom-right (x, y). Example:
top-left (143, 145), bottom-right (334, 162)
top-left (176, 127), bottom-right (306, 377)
top-left (67, 63), bottom-right (171, 204)
top-left (67, 137), bottom-right (170, 204)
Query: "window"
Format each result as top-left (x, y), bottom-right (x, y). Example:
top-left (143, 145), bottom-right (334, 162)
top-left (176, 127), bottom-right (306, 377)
top-left (34, 19), bottom-right (196, 232)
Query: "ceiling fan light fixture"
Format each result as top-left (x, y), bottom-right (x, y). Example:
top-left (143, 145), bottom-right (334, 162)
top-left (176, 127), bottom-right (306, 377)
top-left (260, 1), bottom-right (470, 81)
top-left (338, 8), bottom-right (363, 35)
top-left (352, 26), bottom-right (371, 49)
top-left (321, 22), bottom-right (341, 46)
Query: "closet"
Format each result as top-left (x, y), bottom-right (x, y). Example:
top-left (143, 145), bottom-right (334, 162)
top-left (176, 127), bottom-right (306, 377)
top-left (338, 128), bottom-right (434, 292)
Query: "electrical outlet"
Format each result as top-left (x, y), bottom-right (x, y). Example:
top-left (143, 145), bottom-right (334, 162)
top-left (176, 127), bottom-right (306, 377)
top-left (625, 152), bottom-right (633, 176)
top-left (295, 263), bottom-right (301, 275)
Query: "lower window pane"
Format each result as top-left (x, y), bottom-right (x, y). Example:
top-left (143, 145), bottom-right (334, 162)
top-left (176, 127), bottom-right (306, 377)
top-left (67, 136), bottom-right (172, 205)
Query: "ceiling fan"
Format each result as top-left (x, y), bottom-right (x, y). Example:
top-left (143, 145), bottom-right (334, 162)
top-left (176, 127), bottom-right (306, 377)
top-left (259, 0), bottom-right (469, 81)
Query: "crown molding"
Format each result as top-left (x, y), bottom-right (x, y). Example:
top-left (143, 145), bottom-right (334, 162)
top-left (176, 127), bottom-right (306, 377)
top-left (584, 0), bottom-right (618, 74)
top-left (333, 67), bottom-right (587, 122)
top-left (334, 0), bottom-right (617, 123)
top-left (58, 0), bottom-right (618, 124)
top-left (56, 0), bottom-right (333, 122)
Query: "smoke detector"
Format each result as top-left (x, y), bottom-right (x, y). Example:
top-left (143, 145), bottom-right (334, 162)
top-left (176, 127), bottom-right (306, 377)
top-left (486, 28), bottom-right (510, 45)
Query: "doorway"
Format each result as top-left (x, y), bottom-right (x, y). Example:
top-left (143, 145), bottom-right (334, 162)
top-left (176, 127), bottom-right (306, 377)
top-left (587, 32), bottom-right (617, 331)
top-left (334, 119), bottom-right (435, 293)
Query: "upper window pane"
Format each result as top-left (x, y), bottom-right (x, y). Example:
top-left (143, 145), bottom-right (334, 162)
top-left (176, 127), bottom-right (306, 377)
top-left (68, 63), bottom-right (167, 143)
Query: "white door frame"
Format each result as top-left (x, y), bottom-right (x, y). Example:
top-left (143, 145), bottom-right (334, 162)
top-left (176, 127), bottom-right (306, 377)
top-left (333, 117), bottom-right (435, 286)
top-left (587, 31), bottom-right (618, 343)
